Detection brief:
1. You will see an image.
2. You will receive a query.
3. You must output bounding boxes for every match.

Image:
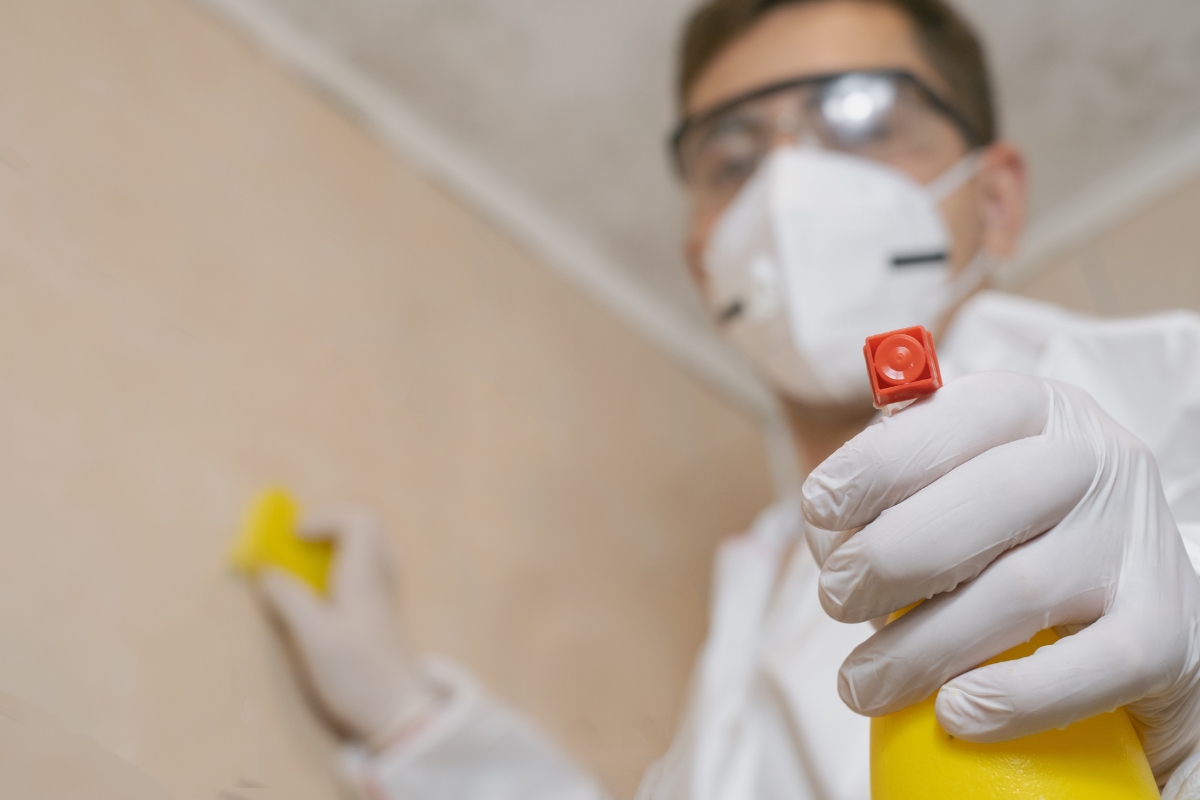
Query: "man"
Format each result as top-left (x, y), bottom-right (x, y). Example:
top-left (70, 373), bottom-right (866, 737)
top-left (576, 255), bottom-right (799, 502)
top-left (258, 1), bottom-right (1200, 797)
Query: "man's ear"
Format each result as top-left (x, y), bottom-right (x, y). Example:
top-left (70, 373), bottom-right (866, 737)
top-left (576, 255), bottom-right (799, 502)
top-left (978, 141), bottom-right (1027, 259)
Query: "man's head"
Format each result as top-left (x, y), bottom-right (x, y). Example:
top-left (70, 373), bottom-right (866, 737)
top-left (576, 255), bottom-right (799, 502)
top-left (674, 0), bottom-right (1024, 300)
top-left (679, 0), bottom-right (995, 143)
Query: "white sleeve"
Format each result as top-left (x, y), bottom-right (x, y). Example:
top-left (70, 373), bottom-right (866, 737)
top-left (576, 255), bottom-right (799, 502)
top-left (635, 503), bottom-right (839, 800)
top-left (338, 658), bottom-right (608, 800)
top-left (632, 530), bottom-right (784, 800)
top-left (1177, 524), bottom-right (1200, 577)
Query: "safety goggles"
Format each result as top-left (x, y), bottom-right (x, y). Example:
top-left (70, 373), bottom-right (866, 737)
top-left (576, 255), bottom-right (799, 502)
top-left (670, 69), bottom-right (984, 212)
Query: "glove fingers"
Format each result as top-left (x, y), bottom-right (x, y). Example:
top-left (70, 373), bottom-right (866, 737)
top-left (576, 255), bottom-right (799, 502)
top-left (837, 541), bottom-right (1107, 716)
top-left (935, 615), bottom-right (1153, 744)
top-left (296, 507), bottom-right (376, 544)
top-left (298, 508), bottom-right (394, 602)
top-left (818, 435), bottom-right (1092, 623)
top-left (805, 524), bottom-right (859, 569)
top-left (802, 372), bottom-right (1050, 532)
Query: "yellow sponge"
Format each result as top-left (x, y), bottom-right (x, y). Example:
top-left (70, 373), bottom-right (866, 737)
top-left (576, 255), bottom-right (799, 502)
top-left (231, 488), bottom-right (332, 594)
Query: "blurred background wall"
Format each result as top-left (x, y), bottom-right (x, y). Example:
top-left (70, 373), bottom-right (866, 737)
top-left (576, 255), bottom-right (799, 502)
top-left (0, 0), bottom-right (1197, 798)
top-left (1019, 173), bottom-right (1200, 315)
top-left (0, 1), bottom-right (773, 797)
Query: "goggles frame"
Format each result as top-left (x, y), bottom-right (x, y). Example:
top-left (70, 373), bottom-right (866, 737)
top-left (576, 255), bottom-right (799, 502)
top-left (668, 68), bottom-right (986, 179)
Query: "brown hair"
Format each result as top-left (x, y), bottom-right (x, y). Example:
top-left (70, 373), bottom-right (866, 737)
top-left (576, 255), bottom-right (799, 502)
top-left (678, 0), bottom-right (996, 144)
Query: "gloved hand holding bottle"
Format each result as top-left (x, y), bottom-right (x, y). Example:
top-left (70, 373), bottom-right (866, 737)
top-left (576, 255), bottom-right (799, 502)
top-left (801, 370), bottom-right (1200, 786)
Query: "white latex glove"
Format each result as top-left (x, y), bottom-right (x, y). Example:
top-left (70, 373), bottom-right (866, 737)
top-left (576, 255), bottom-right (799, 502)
top-left (1165, 750), bottom-right (1200, 800)
top-left (259, 509), bottom-right (442, 747)
top-left (801, 371), bottom-right (1200, 783)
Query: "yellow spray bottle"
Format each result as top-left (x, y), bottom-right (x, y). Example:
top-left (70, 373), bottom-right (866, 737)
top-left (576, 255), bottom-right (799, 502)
top-left (863, 328), bottom-right (1159, 798)
top-left (870, 616), bottom-right (1159, 798)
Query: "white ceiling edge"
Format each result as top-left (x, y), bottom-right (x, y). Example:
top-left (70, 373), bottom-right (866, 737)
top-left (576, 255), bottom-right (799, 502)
top-left (187, 0), bottom-right (804, 495)
top-left (999, 119), bottom-right (1200, 289)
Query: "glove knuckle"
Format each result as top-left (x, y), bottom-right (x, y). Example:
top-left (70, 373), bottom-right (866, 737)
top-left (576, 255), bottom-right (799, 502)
top-left (1000, 557), bottom-right (1061, 615)
top-left (1106, 631), bottom-right (1153, 683)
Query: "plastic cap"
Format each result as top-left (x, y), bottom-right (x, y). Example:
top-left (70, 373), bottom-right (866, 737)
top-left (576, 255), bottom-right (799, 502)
top-left (863, 325), bottom-right (942, 410)
top-left (874, 333), bottom-right (927, 385)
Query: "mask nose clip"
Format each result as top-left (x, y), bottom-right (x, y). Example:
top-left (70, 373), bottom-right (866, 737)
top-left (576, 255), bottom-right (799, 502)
top-left (891, 250), bottom-right (948, 268)
top-left (717, 299), bottom-right (745, 325)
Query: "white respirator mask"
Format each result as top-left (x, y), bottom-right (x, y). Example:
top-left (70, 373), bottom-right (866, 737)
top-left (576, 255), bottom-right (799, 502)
top-left (703, 145), bottom-right (991, 405)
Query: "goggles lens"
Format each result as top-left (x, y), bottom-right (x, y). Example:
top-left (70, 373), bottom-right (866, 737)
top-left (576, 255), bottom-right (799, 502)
top-left (674, 71), bottom-right (976, 212)
top-left (821, 73), bottom-right (897, 141)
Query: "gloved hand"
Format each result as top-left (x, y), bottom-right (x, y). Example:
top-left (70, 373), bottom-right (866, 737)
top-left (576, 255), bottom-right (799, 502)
top-left (801, 371), bottom-right (1200, 784)
top-left (258, 509), bottom-right (443, 747)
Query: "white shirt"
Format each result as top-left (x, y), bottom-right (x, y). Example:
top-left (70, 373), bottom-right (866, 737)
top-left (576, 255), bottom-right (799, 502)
top-left (340, 292), bottom-right (1200, 800)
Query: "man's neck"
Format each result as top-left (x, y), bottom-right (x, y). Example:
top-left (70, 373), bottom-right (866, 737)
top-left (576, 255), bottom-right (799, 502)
top-left (781, 283), bottom-right (991, 474)
top-left (784, 397), bottom-right (877, 474)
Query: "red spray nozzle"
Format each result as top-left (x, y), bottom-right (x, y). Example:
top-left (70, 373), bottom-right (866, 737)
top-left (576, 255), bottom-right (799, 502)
top-left (864, 325), bottom-right (942, 410)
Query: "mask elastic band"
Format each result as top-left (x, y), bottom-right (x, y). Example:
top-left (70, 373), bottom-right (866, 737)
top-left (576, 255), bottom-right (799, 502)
top-left (945, 250), bottom-right (998, 308)
top-left (925, 151), bottom-right (983, 203)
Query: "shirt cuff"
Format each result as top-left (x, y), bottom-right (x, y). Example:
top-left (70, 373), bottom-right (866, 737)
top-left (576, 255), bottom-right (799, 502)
top-left (337, 656), bottom-right (479, 799)
top-left (336, 656), bottom-right (607, 800)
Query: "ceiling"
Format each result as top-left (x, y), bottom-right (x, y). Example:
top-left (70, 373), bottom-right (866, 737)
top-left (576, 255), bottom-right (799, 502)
top-left (201, 0), bottom-right (1200, 416)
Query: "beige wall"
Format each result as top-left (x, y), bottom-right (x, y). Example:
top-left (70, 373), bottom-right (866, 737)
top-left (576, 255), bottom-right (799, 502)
top-left (0, 1), bottom-right (775, 798)
top-left (1018, 172), bottom-right (1200, 315)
